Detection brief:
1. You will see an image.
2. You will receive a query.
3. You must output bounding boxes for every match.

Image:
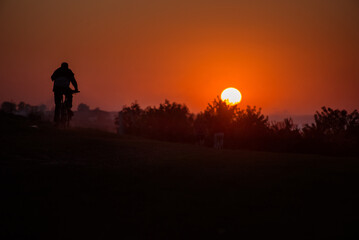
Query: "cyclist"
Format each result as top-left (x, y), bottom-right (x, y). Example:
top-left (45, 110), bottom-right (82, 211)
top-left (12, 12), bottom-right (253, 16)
top-left (51, 62), bottom-right (79, 125)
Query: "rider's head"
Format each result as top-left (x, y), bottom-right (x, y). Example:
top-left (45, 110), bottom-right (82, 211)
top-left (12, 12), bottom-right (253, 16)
top-left (61, 62), bottom-right (69, 69)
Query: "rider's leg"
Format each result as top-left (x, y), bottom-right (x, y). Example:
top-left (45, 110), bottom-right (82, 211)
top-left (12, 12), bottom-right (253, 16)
top-left (65, 93), bottom-right (73, 109)
top-left (54, 91), bottom-right (62, 123)
top-left (65, 92), bottom-right (73, 117)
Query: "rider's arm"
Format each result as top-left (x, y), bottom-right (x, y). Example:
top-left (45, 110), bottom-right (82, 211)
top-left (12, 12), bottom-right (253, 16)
top-left (66, 69), bottom-right (78, 91)
top-left (70, 76), bottom-right (79, 91)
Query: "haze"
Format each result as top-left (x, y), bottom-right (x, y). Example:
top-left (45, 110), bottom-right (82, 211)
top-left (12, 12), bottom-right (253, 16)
top-left (0, 0), bottom-right (358, 114)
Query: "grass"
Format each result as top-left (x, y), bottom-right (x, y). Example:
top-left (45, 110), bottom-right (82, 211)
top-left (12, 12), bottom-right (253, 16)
top-left (1, 114), bottom-right (358, 239)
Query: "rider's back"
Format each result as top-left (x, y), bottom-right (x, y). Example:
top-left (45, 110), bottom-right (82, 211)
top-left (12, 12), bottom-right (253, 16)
top-left (51, 67), bottom-right (76, 91)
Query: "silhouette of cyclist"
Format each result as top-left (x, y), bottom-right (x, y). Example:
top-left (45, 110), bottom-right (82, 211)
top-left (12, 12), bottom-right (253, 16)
top-left (51, 62), bottom-right (79, 124)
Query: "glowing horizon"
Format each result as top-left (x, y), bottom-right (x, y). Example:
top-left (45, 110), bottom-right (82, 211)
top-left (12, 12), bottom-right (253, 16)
top-left (0, 0), bottom-right (358, 115)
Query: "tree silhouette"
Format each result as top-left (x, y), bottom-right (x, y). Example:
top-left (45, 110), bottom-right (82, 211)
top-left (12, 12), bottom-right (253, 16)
top-left (271, 118), bottom-right (300, 136)
top-left (1, 101), bottom-right (16, 113)
top-left (78, 103), bottom-right (90, 112)
top-left (302, 107), bottom-right (359, 155)
top-left (270, 118), bottom-right (302, 152)
top-left (116, 102), bottom-right (143, 135)
top-left (113, 100), bottom-right (358, 155)
top-left (303, 107), bottom-right (359, 140)
top-left (193, 97), bottom-right (270, 149)
top-left (202, 96), bottom-right (239, 133)
top-left (142, 100), bottom-right (194, 141)
top-left (115, 100), bottom-right (193, 142)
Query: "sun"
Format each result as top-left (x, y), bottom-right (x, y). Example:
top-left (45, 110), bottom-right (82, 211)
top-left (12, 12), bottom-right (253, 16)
top-left (221, 87), bottom-right (242, 105)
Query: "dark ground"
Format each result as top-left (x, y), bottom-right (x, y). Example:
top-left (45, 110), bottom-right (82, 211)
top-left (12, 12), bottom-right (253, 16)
top-left (1, 114), bottom-right (358, 239)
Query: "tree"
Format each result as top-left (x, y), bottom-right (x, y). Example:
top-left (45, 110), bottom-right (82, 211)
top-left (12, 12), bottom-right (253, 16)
top-left (230, 106), bottom-right (270, 149)
top-left (115, 100), bottom-right (194, 141)
top-left (1, 101), bottom-right (16, 113)
top-left (194, 97), bottom-right (270, 149)
top-left (194, 97), bottom-right (239, 137)
top-left (303, 107), bottom-right (359, 139)
top-left (302, 107), bottom-right (359, 155)
top-left (142, 100), bottom-right (194, 141)
top-left (115, 102), bottom-right (144, 135)
top-left (270, 118), bottom-right (302, 151)
top-left (271, 118), bottom-right (299, 135)
top-left (78, 103), bottom-right (90, 112)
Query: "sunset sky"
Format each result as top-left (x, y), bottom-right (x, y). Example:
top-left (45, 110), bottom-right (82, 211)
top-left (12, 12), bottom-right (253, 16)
top-left (0, 0), bottom-right (358, 115)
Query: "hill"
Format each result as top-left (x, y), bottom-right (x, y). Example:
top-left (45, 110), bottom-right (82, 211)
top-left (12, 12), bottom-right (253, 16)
top-left (1, 114), bottom-right (358, 239)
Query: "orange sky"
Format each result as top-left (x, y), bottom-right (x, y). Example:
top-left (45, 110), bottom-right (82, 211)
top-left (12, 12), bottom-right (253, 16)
top-left (0, 0), bottom-right (358, 115)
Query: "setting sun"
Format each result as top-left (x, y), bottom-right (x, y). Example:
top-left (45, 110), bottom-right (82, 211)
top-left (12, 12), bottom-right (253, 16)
top-left (221, 88), bottom-right (242, 105)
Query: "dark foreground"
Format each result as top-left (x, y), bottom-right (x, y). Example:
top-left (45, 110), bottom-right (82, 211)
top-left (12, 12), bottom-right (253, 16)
top-left (1, 115), bottom-right (359, 239)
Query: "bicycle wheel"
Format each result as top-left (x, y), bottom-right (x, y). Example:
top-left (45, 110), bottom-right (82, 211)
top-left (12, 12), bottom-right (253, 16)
top-left (60, 102), bottom-right (68, 128)
top-left (66, 108), bottom-right (71, 128)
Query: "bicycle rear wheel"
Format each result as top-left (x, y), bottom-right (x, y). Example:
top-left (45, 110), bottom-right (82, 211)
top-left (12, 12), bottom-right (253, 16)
top-left (60, 102), bottom-right (68, 128)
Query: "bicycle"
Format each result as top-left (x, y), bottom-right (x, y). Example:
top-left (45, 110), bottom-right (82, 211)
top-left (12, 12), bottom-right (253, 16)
top-left (59, 89), bottom-right (79, 128)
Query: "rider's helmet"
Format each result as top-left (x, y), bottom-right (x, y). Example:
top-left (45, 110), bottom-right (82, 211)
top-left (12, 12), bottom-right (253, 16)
top-left (61, 62), bottom-right (69, 69)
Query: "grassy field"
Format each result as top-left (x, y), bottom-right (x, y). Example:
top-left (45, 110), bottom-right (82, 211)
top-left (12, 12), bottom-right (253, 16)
top-left (1, 114), bottom-right (359, 239)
